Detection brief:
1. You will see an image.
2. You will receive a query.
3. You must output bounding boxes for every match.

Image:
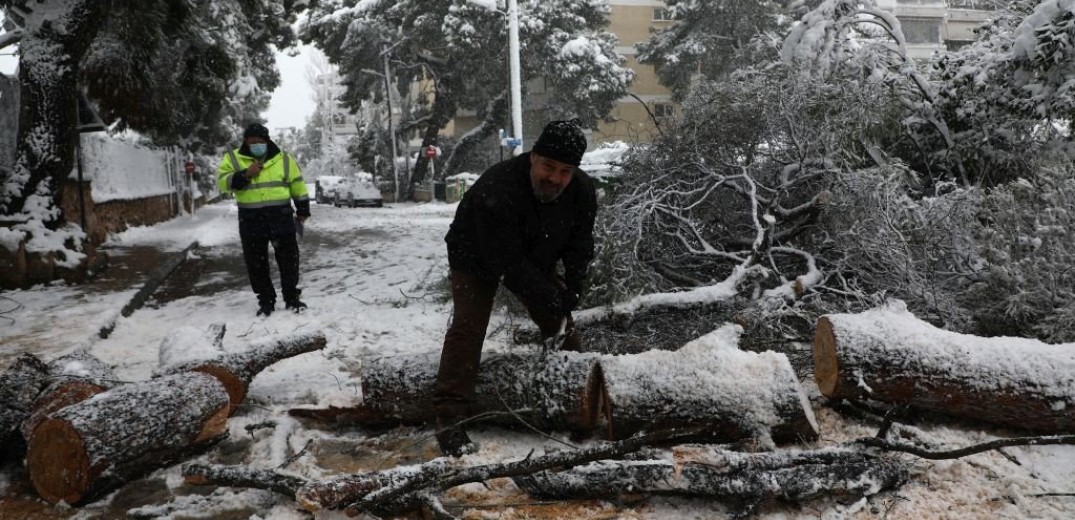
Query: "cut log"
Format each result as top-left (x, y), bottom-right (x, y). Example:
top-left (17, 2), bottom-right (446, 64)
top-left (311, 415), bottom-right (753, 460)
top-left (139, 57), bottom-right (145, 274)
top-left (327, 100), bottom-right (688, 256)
top-left (21, 349), bottom-right (117, 442)
top-left (600, 324), bottom-right (818, 445)
top-left (341, 350), bottom-right (605, 433)
top-left (162, 330), bottom-right (327, 415)
top-left (0, 353), bottom-right (51, 460)
top-left (814, 303), bottom-right (1075, 433)
top-left (513, 452), bottom-right (908, 506)
top-left (26, 372), bottom-right (231, 505)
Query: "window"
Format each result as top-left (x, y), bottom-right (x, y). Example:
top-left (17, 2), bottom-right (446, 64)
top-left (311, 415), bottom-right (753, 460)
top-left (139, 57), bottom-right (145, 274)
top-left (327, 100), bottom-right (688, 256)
top-left (653, 102), bottom-right (675, 119)
top-left (901, 19), bottom-right (942, 44)
top-left (653, 8), bottom-right (674, 21)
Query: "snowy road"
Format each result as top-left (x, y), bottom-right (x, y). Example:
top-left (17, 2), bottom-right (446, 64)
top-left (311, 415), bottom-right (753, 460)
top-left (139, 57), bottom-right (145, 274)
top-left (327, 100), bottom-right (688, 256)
top-left (4, 202), bottom-right (1075, 519)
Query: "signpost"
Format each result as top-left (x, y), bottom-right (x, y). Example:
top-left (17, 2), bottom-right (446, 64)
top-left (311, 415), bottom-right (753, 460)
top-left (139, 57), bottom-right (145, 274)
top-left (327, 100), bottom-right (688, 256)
top-left (426, 146), bottom-right (438, 194)
top-left (184, 161), bottom-right (196, 217)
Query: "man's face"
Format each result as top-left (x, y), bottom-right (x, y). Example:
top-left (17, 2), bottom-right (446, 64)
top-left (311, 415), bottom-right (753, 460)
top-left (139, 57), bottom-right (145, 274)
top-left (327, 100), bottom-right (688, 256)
top-left (529, 152), bottom-right (575, 203)
top-left (244, 136), bottom-right (267, 147)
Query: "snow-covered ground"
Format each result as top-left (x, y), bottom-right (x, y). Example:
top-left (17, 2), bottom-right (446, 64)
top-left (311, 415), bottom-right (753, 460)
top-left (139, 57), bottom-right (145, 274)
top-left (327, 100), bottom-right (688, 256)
top-left (2, 201), bottom-right (1075, 519)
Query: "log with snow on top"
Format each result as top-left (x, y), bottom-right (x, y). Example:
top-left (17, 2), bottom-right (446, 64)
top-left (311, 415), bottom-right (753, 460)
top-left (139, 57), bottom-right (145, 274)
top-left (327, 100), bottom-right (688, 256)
top-left (0, 353), bottom-right (51, 460)
top-left (26, 372), bottom-right (231, 505)
top-left (21, 349), bottom-right (118, 442)
top-left (814, 301), bottom-right (1075, 432)
top-left (600, 324), bottom-right (819, 445)
top-left (159, 327), bottom-right (327, 415)
top-left (513, 446), bottom-right (908, 508)
top-left (292, 350), bottom-right (606, 435)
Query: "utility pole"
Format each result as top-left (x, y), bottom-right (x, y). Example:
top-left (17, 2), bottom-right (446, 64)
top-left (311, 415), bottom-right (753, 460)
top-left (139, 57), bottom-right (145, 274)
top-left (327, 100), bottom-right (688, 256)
top-left (382, 44), bottom-right (400, 202)
top-left (508, 0), bottom-right (523, 156)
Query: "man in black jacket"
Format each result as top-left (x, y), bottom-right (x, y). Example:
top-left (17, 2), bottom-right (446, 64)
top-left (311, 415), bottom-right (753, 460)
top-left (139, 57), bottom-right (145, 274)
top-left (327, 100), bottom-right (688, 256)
top-left (434, 119), bottom-right (598, 456)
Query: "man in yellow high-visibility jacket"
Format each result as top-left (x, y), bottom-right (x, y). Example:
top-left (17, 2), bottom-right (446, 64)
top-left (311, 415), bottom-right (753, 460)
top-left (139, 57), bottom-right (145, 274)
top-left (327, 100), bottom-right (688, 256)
top-left (218, 123), bottom-right (311, 316)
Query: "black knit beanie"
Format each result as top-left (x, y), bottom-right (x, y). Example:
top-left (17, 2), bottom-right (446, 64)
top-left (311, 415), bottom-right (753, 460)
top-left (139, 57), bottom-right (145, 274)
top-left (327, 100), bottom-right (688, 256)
top-left (243, 123), bottom-right (270, 140)
top-left (531, 119), bottom-right (587, 166)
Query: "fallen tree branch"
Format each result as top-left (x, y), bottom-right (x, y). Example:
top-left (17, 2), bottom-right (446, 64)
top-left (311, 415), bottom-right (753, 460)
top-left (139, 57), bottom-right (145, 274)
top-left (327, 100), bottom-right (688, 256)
top-left (182, 463), bottom-right (310, 497)
top-left (296, 427), bottom-right (706, 516)
top-left (854, 434), bottom-right (1075, 460)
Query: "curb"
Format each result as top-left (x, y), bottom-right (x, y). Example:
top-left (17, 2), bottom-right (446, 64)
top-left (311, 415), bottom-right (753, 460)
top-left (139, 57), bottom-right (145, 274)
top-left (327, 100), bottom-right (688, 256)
top-left (98, 241), bottom-right (200, 339)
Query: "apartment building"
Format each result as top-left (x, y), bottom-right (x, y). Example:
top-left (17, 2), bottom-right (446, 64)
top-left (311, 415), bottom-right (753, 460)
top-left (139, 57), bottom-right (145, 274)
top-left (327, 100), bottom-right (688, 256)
top-left (879, 0), bottom-right (1000, 59)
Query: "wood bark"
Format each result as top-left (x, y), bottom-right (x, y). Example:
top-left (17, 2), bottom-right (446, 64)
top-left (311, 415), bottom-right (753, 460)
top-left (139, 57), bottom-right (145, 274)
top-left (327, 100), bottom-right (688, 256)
top-left (183, 463), bottom-right (310, 497)
top-left (325, 350), bottom-right (606, 434)
top-left (513, 455), bottom-right (908, 506)
top-left (295, 427), bottom-right (705, 515)
top-left (814, 306), bottom-right (1075, 433)
top-left (0, 353), bottom-right (51, 460)
top-left (25, 372), bottom-right (231, 505)
top-left (162, 330), bottom-right (326, 415)
top-left (600, 326), bottom-right (818, 445)
top-left (21, 349), bottom-right (117, 442)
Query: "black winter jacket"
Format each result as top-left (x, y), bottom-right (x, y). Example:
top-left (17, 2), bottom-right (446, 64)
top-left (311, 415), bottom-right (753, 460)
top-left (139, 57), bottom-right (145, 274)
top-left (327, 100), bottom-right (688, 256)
top-left (445, 152), bottom-right (598, 310)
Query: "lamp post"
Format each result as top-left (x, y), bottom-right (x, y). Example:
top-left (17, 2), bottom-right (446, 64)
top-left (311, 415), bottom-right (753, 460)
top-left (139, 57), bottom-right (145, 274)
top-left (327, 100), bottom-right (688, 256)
top-left (507, 0), bottom-right (523, 156)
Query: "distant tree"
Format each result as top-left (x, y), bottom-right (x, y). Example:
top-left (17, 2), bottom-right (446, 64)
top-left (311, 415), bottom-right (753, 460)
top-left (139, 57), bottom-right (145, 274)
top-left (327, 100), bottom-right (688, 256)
top-left (637, 0), bottom-right (791, 100)
top-left (300, 0), bottom-right (633, 197)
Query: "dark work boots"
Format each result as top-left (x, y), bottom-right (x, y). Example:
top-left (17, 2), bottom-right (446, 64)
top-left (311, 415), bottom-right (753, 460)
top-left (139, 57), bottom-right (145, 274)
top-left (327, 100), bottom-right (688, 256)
top-left (435, 418), bottom-right (477, 457)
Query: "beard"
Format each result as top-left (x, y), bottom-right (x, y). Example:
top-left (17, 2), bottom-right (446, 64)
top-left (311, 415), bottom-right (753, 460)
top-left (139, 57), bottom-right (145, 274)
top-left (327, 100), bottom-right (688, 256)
top-left (532, 181), bottom-right (565, 203)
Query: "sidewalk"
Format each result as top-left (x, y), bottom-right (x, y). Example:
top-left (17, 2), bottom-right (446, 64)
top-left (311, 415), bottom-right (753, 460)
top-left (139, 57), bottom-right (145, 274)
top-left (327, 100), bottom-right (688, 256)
top-left (0, 206), bottom-right (233, 368)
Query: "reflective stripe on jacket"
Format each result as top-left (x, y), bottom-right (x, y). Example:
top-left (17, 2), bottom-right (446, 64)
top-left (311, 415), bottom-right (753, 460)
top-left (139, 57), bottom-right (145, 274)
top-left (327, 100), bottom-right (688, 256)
top-left (217, 148), bottom-right (310, 209)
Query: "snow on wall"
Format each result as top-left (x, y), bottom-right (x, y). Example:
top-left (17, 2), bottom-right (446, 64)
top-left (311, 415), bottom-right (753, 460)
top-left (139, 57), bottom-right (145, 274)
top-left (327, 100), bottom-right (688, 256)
top-left (73, 134), bottom-right (175, 204)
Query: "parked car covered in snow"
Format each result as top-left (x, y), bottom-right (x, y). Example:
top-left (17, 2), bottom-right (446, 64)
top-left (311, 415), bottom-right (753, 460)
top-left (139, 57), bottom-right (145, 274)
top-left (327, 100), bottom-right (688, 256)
top-left (315, 173), bottom-right (383, 208)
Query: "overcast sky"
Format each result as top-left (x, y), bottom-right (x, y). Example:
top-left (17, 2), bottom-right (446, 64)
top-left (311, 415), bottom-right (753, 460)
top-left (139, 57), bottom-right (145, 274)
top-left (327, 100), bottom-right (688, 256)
top-left (264, 43), bottom-right (320, 132)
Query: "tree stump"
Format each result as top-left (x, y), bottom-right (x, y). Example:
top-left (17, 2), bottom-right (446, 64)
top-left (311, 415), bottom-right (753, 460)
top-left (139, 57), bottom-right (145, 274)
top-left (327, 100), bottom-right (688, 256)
top-left (814, 303), bottom-right (1075, 432)
top-left (25, 372), bottom-right (230, 505)
top-left (601, 324), bottom-right (818, 445)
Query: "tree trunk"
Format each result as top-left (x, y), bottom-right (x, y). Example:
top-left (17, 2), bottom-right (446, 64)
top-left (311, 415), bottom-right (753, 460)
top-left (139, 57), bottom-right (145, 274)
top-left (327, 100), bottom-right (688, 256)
top-left (513, 455), bottom-right (908, 506)
top-left (442, 92), bottom-right (508, 176)
top-left (21, 349), bottom-right (117, 442)
top-left (813, 306), bottom-right (1075, 433)
top-left (314, 350), bottom-right (605, 434)
top-left (161, 330), bottom-right (327, 415)
top-left (600, 327), bottom-right (819, 445)
top-left (1, 2), bottom-right (107, 220)
top-left (0, 353), bottom-right (51, 460)
top-left (25, 372), bottom-right (230, 505)
top-left (407, 70), bottom-right (456, 194)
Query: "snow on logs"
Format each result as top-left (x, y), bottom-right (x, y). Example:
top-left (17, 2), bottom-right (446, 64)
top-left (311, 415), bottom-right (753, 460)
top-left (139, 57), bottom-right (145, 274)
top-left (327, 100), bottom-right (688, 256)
top-left (21, 349), bottom-right (118, 442)
top-left (354, 350), bottom-right (607, 434)
top-left (159, 327), bottom-right (327, 415)
top-left (303, 324), bottom-right (818, 446)
top-left (813, 302), bottom-right (1075, 432)
top-left (26, 373), bottom-right (230, 505)
top-left (0, 353), bottom-right (51, 458)
top-left (601, 325), bottom-right (818, 445)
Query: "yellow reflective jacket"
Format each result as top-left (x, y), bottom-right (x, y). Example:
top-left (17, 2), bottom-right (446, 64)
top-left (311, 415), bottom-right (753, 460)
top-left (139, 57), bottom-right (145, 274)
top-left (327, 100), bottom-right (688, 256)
top-left (217, 146), bottom-right (310, 213)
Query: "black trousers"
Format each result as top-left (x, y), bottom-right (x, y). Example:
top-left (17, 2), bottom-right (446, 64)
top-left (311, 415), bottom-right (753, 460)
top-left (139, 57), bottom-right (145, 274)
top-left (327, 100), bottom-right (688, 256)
top-left (239, 208), bottom-right (301, 306)
top-left (433, 270), bottom-right (579, 419)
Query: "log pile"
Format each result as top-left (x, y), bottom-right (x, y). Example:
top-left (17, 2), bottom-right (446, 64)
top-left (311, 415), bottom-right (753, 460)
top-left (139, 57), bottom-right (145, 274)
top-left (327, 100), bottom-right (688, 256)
top-left (0, 324), bottom-right (327, 506)
top-left (294, 324), bottom-right (819, 446)
top-left (813, 303), bottom-right (1075, 432)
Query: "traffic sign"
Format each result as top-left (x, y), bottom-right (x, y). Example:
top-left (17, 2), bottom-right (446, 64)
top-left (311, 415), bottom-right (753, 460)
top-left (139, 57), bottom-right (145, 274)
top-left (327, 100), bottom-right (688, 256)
top-left (184, 161), bottom-right (195, 175)
top-left (425, 146), bottom-right (437, 158)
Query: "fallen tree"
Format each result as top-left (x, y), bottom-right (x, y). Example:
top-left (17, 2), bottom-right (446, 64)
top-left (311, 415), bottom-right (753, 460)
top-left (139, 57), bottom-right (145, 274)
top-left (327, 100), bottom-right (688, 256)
top-left (160, 328), bottom-right (327, 415)
top-left (513, 449), bottom-right (908, 512)
top-left (600, 324), bottom-right (818, 445)
top-left (814, 303), bottom-right (1075, 433)
top-left (26, 373), bottom-right (231, 505)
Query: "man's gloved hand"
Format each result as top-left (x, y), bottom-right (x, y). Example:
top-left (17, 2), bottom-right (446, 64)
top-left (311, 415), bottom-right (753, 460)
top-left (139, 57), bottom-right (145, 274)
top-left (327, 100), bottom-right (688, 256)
top-left (556, 286), bottom-right (579, 316)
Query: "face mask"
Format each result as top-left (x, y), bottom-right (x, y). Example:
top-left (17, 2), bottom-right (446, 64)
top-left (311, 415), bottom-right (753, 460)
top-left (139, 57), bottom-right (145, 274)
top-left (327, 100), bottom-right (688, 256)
top-left (250, 143), bottom-right (267, 157)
